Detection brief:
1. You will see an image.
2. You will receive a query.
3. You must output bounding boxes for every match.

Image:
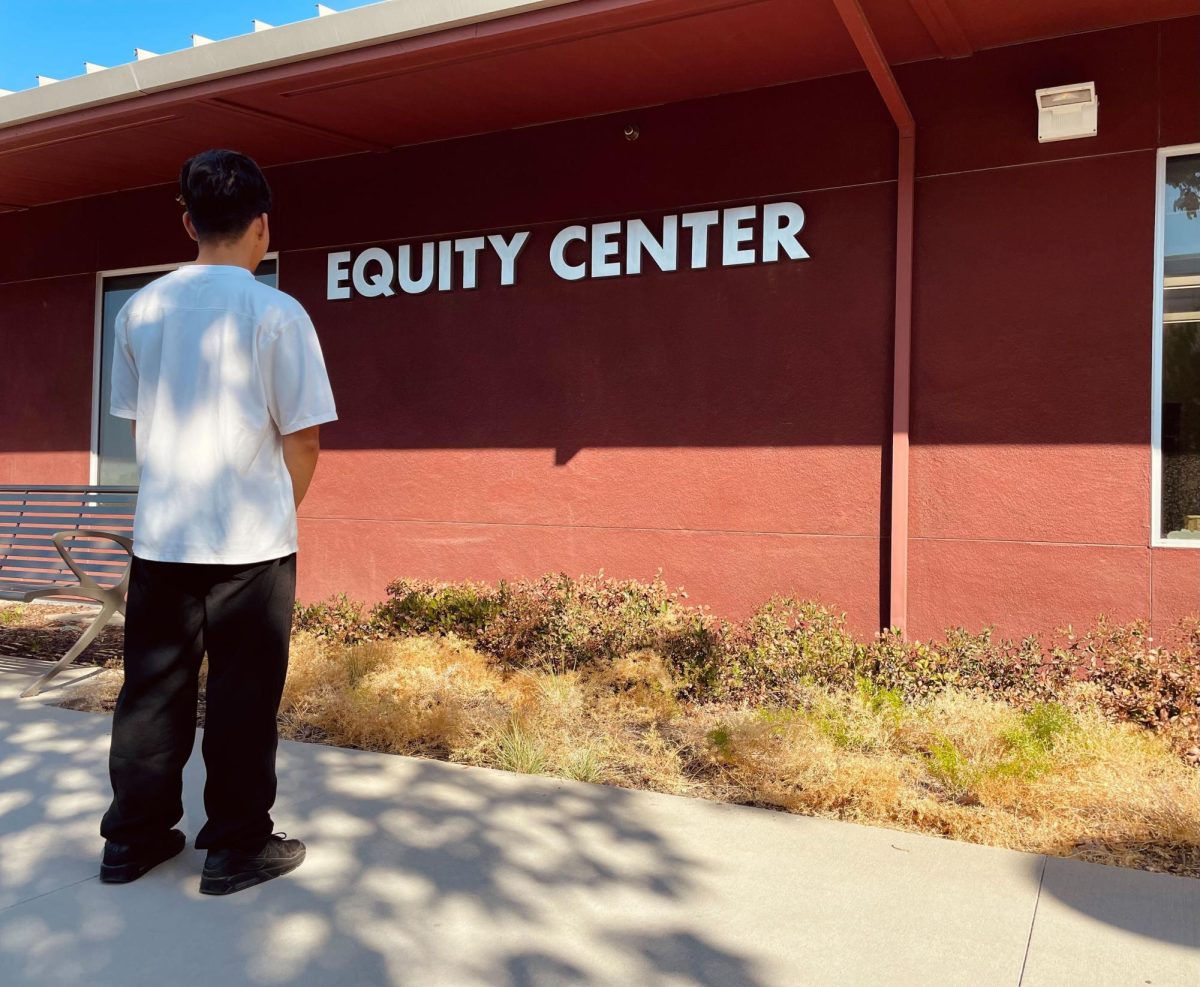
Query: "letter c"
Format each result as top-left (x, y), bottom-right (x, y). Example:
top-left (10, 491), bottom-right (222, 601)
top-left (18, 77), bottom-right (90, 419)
top-left (550, 225), bottom-right (588, 281)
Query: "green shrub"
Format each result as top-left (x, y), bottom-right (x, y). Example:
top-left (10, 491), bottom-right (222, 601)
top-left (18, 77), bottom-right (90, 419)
top-left (290, 576), bottom-right (1200, 754)
top-left (721, 598), bottom-right (863, 702)
top-left (925, 735), bottom-right (979, 798)
top-left (1047, 618), bottom-right (1200, 739)
top-left (856, 677), bottom-right (905, 722)
top-left (294, 593), bottom-right (376, 644)
top-left (706, 724), bottom-right (735, 763)
top-left (475, 573), bottom-right (711, 678)
top-left (374, 579), bottom-right (503, 638)
top-left (993, 703), bottom-right (1076, 780)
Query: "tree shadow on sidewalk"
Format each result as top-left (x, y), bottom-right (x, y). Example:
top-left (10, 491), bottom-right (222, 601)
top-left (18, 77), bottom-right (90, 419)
top-left (0, 696), bottom-right (769, 986)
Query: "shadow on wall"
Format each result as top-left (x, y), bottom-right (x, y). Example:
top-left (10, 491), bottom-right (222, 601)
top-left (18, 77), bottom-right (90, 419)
top-left (1, 190), bottom-right (904, 464)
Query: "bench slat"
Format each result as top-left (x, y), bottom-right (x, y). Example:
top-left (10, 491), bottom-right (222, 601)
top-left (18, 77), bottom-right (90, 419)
top-left (0, 521), bottom-right (135, 537)
top-left (0, 523), bottom-right (135, 533)
top-left (0, 483), bottom-right (136, 488)
top-left (0, 540), bottom-right (130, 557)
top-left (0, 490), bottom-right (137, 502)
top-left (0, 554), bottom-right (128, 571)
top-left (0, 569), bottom-right (117, 586)
top-left (0, 559), bottom-right (77, 573)
top-left (0, 573), bottom-right (77, 585)
top-left (0, 537), bottom-right (128, 552)
top-left (0, 505), bottom-right (136, 518)
top-left (0, 509), bottom-right (138, 525)
top-left (0, 537), bottom-right (130, 552)
top-left (0, 503), bottom-right (135, 514)
top-left (0, 547), bottom-right (128, 564)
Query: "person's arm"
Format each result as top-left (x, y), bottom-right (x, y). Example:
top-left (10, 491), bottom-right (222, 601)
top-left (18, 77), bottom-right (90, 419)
top-left (281, 425), bottom-right (321, 508)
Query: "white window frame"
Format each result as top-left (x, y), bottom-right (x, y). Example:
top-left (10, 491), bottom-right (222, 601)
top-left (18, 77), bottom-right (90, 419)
top-left (89, 253), bottom-right (280, 484)
top-left (1151, 143), bottom-right (1200, 548)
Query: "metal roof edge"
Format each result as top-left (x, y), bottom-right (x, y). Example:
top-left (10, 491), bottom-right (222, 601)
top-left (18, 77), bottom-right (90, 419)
top-left (0, 0), bottom-right (582, 131)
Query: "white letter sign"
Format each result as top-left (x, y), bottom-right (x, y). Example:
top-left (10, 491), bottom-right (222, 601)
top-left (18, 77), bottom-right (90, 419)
top-left (324, 199), bottom-right (810, 300)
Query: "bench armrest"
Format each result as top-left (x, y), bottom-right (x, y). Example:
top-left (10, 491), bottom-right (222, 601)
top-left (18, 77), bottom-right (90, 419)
top-left (51, 529), bottom-right (134, 595)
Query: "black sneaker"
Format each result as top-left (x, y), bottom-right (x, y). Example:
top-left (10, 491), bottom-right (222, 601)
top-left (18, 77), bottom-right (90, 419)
top-left (100, 829), bottom-right (187, 884)
top-left (199, 833), bottom-right (306, 896)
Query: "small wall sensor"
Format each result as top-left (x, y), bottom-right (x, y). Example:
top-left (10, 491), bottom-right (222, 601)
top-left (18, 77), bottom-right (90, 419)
top-left (1036, 82), bottom-right (1098, 143)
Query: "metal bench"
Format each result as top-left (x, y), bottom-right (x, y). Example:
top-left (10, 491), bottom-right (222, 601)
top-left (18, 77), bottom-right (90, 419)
top-left (0, 485), bottom-right (137, 698)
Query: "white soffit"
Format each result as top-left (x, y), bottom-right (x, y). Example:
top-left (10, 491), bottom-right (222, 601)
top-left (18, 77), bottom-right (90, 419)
top-left (0, 0), bottom-right (585, 131)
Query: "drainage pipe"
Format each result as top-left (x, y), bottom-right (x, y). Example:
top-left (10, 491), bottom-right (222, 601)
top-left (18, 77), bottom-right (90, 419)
top-left (830, 0), bottom-right (917, 636)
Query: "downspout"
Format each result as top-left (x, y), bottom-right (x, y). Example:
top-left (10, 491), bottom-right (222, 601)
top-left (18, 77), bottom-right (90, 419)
top-left (831, 0), bottom-right (916, 636)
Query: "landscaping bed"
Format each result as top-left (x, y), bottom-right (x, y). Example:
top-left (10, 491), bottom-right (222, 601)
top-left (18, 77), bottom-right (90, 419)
top-left (5, 574), bottom-right (1199, 878)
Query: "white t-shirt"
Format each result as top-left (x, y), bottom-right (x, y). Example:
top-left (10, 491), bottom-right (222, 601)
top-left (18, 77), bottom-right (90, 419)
top-left (109, 264), bottom-right (337, 565)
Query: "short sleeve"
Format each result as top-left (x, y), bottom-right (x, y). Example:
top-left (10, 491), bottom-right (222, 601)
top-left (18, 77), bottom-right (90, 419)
top-left (260, 313), bottom-right (338, 434)
top-left (109, 307), bottom-right (139, 420)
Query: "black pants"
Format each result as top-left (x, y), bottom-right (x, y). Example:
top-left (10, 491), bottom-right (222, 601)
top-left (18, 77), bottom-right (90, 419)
top-left (100, 553), bottom-right (296, 851)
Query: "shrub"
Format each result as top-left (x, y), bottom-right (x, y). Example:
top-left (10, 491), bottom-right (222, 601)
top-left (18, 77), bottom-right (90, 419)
top-left (288, 577), bottom-right (1200, 752)
top-left (293, 593), bottom-right (377, 644)
top-left (925, 735), bottom-right (979, 799)
top-left (1047, 618), bottom-right (1200, 744)
top-left (476, 572), bottom-right (702, 674)
top-left (720, 598), bottom-right (863, 701)
top-left (372, 579), bottom-right (503, 638)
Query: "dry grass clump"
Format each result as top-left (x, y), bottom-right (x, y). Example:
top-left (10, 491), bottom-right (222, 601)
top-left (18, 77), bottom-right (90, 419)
top-left (56, 666), bottom-right (125, 712)
top-left (280, 634), bottom-right (515, 756)
top-left (276, 634), bottom-right (1200, 876)
top-left (688, 684), bottom-right (1200, 876)
top-left (279, 634), bottom-right (697, 794)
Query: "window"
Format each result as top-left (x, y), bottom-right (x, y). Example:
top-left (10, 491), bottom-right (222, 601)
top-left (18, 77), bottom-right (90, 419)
top-left (94, 258), bottom-right (278, 484)
top-left (1155, 148), bottom-right (1200, 542)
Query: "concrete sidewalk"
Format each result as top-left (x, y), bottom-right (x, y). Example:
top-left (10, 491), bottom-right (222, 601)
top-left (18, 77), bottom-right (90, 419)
top-left (0, 656), bottom-right (1196, 987)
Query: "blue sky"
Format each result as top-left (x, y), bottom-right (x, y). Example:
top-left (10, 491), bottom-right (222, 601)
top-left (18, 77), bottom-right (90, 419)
top-left (0, 0), bottom-right (380, 92)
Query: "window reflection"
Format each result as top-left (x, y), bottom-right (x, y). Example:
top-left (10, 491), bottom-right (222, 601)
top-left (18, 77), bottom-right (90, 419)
top-left (97, 260), bottom-right (278, 485)
top-left (1160, 153), bottom-right (1200, 539)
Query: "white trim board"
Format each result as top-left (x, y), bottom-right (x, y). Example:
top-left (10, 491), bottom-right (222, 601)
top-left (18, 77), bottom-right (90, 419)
top-left (1150, 142), bottom-right (1200, 549)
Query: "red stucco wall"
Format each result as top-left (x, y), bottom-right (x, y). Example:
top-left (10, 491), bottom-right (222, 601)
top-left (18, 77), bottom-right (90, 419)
top-left (1, 16), bottom-right (1198, 638)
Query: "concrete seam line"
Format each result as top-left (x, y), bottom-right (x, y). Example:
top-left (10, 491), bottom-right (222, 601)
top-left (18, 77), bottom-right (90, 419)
top-left (1017, 855), bottom-right (1050, 985)
top-left (0, 873), bottom-right (101, 914)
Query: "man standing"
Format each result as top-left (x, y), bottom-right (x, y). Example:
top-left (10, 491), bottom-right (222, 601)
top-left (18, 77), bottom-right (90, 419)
top-left (99, 149), bottom-right (337, 895)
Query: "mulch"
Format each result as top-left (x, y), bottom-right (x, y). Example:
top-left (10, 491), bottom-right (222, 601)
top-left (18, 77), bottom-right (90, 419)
top-left (0, 604), bottom-right (124, 667)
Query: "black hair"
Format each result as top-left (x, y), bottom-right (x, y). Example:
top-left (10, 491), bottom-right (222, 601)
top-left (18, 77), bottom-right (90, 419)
top-left (178, 149), bottom-right (271, 241)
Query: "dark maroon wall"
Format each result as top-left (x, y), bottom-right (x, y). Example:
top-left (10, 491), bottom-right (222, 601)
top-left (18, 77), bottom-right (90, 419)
top-left (0, 274), bottom-right (93, 483)
top-left (1, 16), bottom-right (1197, 636)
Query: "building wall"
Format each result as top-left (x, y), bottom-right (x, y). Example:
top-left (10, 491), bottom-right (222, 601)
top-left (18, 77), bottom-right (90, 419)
top-left (898, 18), bottom-right (1200, 637)
top-left (0, 16), bottom-right (1197, 638)
top-left (0, 274), bottom-right (93, 485)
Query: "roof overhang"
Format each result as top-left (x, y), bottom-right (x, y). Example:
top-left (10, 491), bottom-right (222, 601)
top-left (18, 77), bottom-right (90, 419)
top-left (0, 0), bottom-right (586, 130)
top-left (0, 0), bottom-right (1194, 211)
